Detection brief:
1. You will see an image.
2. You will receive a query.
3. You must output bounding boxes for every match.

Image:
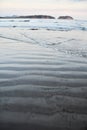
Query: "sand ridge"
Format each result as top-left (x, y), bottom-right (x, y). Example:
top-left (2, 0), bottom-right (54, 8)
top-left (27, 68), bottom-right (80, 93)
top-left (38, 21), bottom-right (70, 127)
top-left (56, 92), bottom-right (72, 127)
top-left (0, 29), bottom-right (87, 130)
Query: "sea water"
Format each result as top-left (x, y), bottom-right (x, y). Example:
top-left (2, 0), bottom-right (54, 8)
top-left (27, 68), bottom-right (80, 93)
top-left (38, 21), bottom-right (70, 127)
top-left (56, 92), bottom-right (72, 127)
top-left (0, 18), bottom-right (87, 58)
top-left (0, 18), bottom-right (87, 31)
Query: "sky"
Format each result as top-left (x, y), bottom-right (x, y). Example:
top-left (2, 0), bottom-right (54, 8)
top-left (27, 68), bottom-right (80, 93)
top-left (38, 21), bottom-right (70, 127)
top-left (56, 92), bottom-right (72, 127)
top-left (0, 0), bottom-right (87, 19)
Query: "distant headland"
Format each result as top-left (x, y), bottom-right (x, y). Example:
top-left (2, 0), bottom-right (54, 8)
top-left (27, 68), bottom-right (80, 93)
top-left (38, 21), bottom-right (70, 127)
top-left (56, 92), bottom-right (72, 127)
top-left (58, 16), bottom-right (73, 20)
top-left (0, 15), bottom-right (55, 19)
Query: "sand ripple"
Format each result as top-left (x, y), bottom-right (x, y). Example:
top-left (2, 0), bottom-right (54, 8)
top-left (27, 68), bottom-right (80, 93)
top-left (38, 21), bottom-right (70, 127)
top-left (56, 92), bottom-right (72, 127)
top-left (0, 29), bottom-right (87, 130)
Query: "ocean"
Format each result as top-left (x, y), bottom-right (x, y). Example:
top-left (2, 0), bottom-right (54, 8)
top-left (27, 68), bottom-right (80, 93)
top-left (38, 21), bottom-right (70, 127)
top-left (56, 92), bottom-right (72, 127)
top-left (0, 18), bottom-right (87, 31)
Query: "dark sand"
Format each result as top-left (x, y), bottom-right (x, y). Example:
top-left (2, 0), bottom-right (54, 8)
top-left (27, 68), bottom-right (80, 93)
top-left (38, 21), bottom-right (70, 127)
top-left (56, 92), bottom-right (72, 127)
top-left (0, 29), bottom-right (87, 130)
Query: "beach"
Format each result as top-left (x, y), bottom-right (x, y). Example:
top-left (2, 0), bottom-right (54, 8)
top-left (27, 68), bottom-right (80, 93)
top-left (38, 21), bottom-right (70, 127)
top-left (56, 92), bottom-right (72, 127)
top-left (0, 27), bottom-right (87, 130)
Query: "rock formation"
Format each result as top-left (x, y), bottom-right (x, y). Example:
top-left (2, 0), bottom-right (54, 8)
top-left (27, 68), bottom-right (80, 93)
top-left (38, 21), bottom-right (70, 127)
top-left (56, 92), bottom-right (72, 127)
top-left (58, 16), bottom-right (73, 20)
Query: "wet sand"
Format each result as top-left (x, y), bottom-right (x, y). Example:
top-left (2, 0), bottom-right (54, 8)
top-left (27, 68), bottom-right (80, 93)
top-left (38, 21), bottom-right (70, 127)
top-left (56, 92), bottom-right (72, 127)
top-left (0, 29), bottom-right (87, 130)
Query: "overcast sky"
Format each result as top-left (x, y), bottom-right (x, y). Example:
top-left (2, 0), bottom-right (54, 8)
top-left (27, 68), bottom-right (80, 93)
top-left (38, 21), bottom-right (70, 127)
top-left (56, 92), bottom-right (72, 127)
top-left (0, 0), bottom-right (87, 19)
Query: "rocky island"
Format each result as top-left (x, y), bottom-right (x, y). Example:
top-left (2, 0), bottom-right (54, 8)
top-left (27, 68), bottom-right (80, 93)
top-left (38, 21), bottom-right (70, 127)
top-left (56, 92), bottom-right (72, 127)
top-left (58, 16), bottom-right (73, 20)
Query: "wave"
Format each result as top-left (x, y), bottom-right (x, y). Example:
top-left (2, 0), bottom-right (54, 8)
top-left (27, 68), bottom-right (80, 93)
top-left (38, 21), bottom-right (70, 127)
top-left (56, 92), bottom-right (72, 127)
top-left (0, 28), bottom-right (87, 59)
top-left (0, 19), bottom-right (87, 31)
